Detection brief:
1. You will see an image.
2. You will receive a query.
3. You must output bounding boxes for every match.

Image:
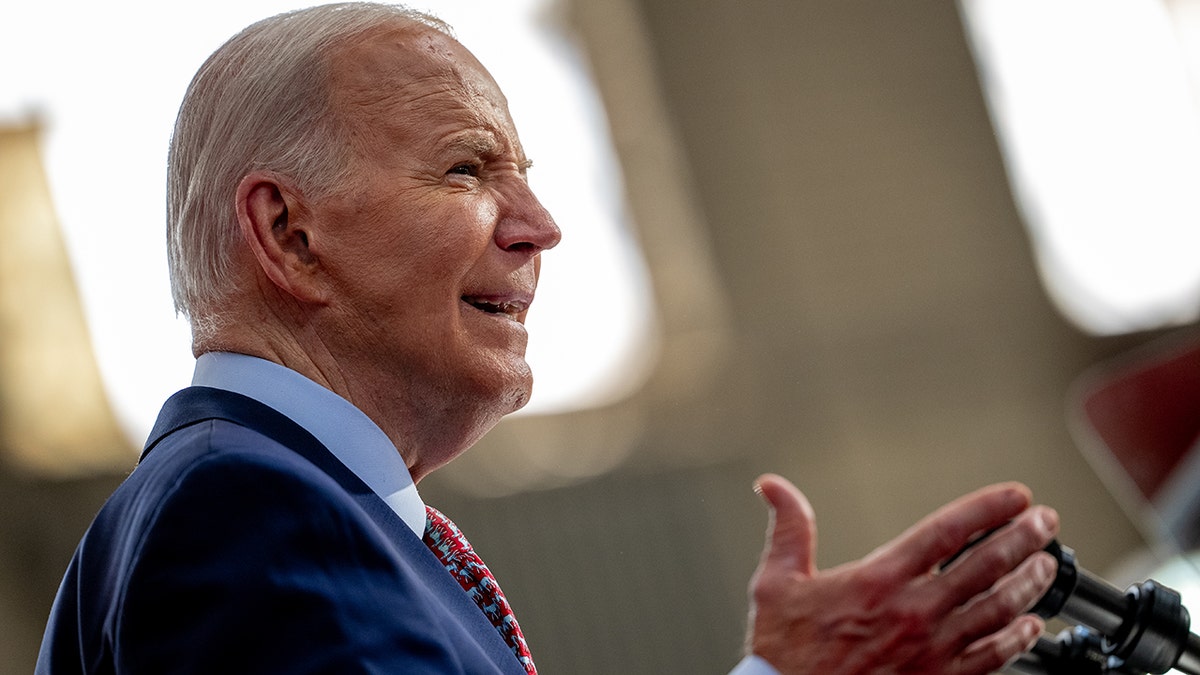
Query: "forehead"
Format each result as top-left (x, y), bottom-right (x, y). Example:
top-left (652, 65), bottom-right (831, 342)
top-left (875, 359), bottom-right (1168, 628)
top-left (327, 24), bottom-right (521, 156)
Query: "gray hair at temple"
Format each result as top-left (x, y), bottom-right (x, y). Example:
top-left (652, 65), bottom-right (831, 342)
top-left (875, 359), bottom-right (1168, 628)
top-left (166, 2), bottom-right (451, 329)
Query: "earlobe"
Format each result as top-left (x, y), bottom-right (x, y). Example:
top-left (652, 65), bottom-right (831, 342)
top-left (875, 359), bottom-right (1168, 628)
top-left (236, 172), bottom-right (326, 304)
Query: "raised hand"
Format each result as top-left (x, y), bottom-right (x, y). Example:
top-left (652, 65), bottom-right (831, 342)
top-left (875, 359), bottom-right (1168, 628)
top-left (746, 474), bottom-right (1059, 674)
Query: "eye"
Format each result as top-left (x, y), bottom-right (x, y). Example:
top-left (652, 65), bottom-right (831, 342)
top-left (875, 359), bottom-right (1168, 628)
top-left (447, 162), bottom-right (481, 177)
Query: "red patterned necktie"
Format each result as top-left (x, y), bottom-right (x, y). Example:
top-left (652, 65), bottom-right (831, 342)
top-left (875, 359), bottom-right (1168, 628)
top-left (423, 505), bottom-right (536, 674)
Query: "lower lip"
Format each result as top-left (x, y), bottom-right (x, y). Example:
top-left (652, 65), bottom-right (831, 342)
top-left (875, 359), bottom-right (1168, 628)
top-left (462, 300), bottom-right (525, 325)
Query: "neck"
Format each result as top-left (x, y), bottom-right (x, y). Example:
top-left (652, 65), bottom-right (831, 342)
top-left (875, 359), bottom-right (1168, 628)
top-left (194, 322), bottom-right (501, 483)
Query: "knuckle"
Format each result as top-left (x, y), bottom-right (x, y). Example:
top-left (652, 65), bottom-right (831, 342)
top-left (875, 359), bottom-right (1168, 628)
top-left (882, 597), bottom-right (937, 641)
top-left (855, 557), bottom-right (906, 593)
top-left (931, 523), bottom-right (970, 561)
top-left (974, 595), bottom-right (1016, 634)
top-left (969, 642), bottom-right (1011, 674)
top-left (749, 567), bottom-right (799, 607)
top-left (749, 572), bottom-right (778, 604)
top-left (975, 541), bottom-right (1021, 576)
top-left (750, 580), bottom-right (774, 606)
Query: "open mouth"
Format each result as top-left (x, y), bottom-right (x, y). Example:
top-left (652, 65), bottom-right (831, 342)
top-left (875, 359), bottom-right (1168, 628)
top-left (462, 295), bottom-right (529, 317)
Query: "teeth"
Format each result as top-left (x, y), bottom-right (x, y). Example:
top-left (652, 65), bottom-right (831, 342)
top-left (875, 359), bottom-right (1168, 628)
top-left (463, 296), bottom-right (524, 315)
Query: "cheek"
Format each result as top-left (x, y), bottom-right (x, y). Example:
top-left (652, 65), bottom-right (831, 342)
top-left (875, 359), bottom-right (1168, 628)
top-left (332, 195), bottom-right (501, 296)
top-left (425, 198), bottom-right (499, 265)
top-left (472, 198), bottom-right (499, 225)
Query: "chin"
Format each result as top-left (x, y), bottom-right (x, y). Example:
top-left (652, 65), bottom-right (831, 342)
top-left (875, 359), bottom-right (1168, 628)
top-left (460, 355), bottom-right (533, 416)
top-left (493, 369), bottom-right (534, 415)
top-left (504, 381), bottom-right (533, 415)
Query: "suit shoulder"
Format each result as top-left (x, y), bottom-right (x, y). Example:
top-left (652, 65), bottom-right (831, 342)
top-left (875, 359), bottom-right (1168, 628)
top-left (46, 421), bottom-right (490, 675)
top-left (72, 419), bottom-right (361, 602)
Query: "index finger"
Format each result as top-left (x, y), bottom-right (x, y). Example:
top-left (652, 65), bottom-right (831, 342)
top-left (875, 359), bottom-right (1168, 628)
top-left (865, 482), bottom-right (1034, 581)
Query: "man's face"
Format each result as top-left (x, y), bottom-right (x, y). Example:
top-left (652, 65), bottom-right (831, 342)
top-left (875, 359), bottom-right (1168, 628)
top-left (311, 25), bottom-right (560, 427)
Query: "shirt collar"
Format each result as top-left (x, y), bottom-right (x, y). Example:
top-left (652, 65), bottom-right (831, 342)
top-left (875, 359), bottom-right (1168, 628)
top-left (191, 351), bottom-right (426, 537)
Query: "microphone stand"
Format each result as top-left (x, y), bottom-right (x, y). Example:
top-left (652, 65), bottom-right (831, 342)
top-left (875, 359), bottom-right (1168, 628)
top-left (1008, 541), bottom-right (1200, 675)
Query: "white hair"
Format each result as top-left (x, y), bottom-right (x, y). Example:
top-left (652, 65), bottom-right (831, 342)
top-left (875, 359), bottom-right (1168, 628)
top-left (166, 2), bottom-right (451, 323)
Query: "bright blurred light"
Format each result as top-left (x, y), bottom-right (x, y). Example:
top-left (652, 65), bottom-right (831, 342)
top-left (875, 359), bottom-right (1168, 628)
top-left (0, 0), bottom-right (656, 444)
top-left (1151, 553), bottom-right (1200, 610)
top-left (960, 0), bottom-right (1200, 335)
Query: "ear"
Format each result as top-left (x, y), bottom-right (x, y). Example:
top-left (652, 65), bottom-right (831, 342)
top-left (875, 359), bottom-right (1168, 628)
top-left (235, 171), bottom-right (328, 305)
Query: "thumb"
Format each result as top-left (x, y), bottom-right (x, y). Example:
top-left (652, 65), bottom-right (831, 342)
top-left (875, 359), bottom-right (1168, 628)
top-left (754, 473), bottom-right (818, 577)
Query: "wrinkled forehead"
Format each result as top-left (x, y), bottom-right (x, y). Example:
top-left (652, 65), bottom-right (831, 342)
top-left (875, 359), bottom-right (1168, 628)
top-left (326, 23), bottom-right (519, 149)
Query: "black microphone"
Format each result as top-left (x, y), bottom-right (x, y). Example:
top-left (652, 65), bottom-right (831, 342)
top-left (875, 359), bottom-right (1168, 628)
top-left (1030, 540), bottom-right (1200, 675)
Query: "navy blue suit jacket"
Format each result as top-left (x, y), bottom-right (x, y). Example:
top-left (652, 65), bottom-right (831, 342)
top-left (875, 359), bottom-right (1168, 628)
top-left (36, 386), bottom-right (527, 675)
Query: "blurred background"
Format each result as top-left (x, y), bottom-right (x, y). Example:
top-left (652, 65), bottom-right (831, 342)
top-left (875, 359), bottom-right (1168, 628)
top-left (3, 0), bottom-right (1200, 672)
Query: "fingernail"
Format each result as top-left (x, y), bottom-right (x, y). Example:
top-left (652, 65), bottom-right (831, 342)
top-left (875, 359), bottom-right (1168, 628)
top-left (1036, 508), bottom-right (1058, 537)
top-left (1002, 620), bottom-right (1043, 670)
top-left (753, 475), bottom-right (772, 497)
top-left (1035, 552), bottom-right (1056, 581)
top-left (1022, 619), bottom-right (1042, 648)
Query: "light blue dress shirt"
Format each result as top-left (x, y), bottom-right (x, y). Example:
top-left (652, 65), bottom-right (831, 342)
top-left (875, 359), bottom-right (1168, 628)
top-left (192, 351), bottom-right (426, 536)
top-left (730, 655), bottom-right (778, 675)
top-left (191, 351), bottom-right (779, 675)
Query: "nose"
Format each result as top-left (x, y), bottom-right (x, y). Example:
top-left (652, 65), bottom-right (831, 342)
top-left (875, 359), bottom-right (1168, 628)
top-left (494, 181), bottom-right (562, 254)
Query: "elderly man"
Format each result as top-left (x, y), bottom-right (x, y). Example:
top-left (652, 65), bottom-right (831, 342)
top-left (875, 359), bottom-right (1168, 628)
top-left (36, 3), bottom-right (1059, 674)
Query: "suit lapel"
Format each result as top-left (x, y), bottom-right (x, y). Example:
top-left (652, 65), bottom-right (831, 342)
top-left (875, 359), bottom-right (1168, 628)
top-left (144, 386), bottom-right (368, 494)
top-left (144, 386), bottom-right (527, 675)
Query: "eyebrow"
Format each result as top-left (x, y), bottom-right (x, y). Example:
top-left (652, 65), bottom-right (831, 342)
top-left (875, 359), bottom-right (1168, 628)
top-left (445, 130), bottom-right (532, 171)
top-left (447, 131), bottom-right (499, 157)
